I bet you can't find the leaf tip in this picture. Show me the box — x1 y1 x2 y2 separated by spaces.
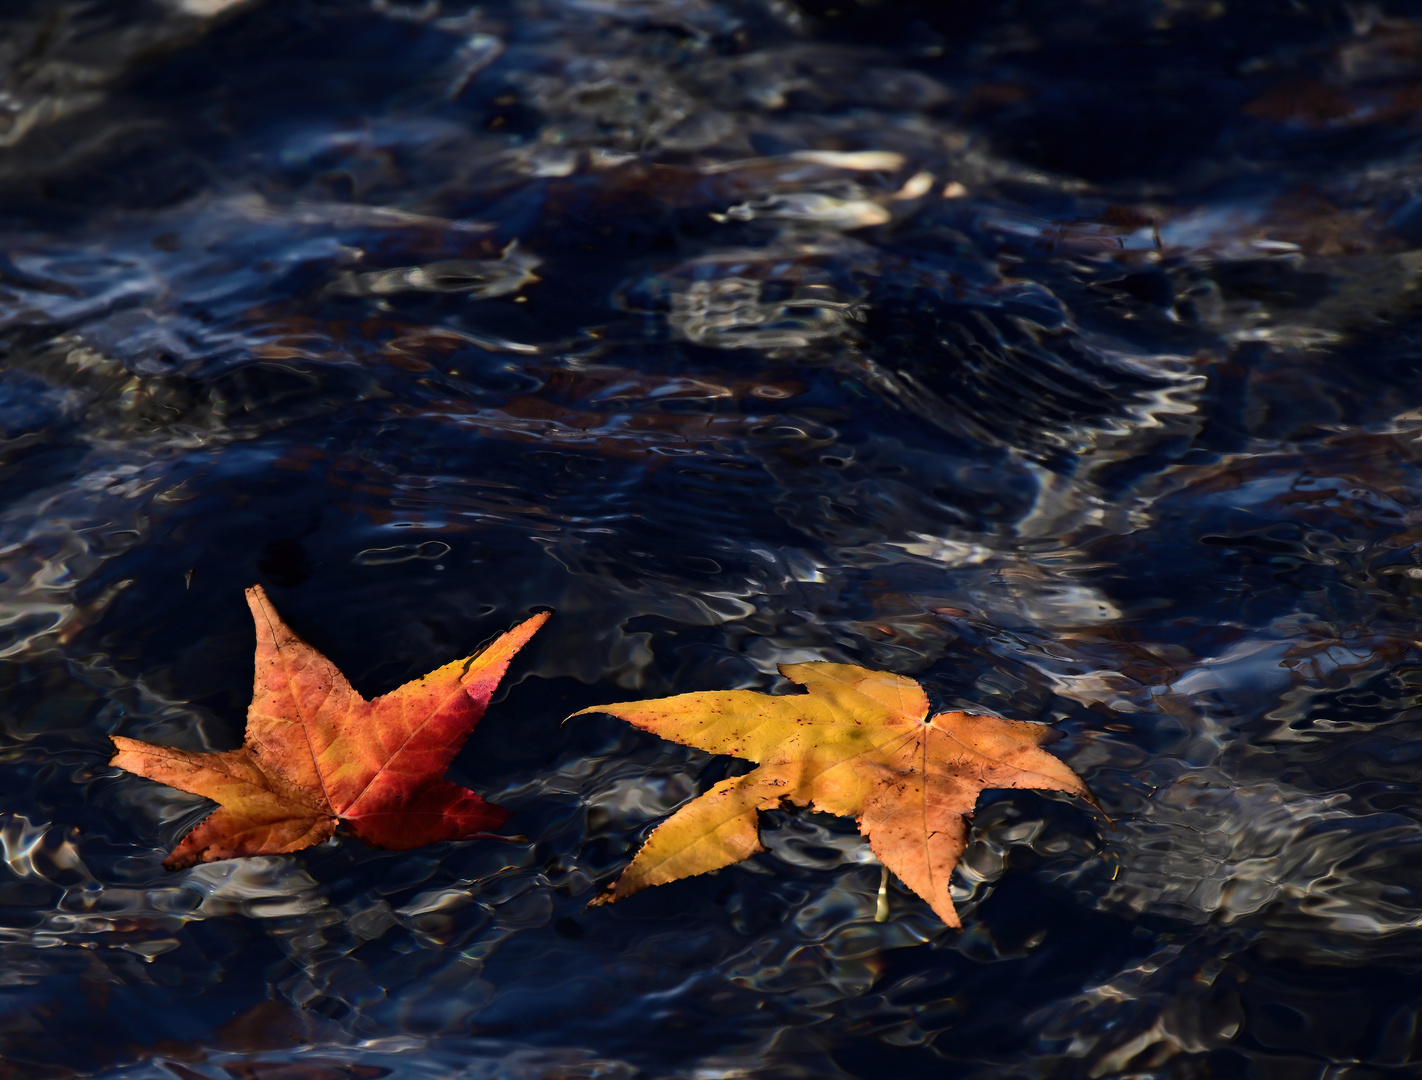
108 734 145 770
585 886 618 909
473 609 552 667
244 582 273 613
523 607 554 629
161 835 207 872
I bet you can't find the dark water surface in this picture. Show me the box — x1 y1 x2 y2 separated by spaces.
5 0 1422 1076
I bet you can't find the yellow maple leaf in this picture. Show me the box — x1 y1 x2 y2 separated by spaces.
573 661 1097 927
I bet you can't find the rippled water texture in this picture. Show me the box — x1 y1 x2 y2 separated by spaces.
6 0 1422 1076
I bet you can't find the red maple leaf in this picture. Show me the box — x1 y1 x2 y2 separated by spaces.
111 585 547 869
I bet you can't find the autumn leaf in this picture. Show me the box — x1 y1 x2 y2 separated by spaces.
111 585 548 869
572 662 1095 927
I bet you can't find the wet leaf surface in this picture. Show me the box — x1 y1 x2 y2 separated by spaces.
577 661 1095 925
110 586 546 868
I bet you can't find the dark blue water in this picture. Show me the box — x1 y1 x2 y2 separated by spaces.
5 0 1422 1076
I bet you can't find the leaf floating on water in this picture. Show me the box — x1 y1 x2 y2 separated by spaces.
110 585 547 869
573 661 1096 927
